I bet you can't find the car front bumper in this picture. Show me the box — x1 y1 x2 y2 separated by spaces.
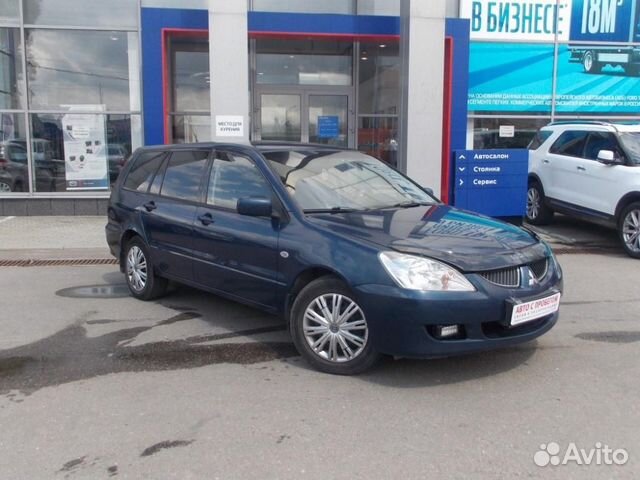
354 272 563 358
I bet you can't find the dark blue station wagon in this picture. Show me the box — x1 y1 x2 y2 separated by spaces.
106 143 563 374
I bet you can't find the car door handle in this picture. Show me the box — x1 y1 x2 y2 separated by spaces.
542 159 551 164
143 201 157 212
577 166 586 171
198 213 215 226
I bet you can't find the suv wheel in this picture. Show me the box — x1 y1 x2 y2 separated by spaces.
583 51 601 73
290 277 381 375
619 202 640 258
526 181 554 225
124 237 168 300
0 181 12 193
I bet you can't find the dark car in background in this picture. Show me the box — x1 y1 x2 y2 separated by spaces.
0 141 29 192
106 143 563 374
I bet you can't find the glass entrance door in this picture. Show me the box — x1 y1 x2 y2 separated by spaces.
256 90 352 147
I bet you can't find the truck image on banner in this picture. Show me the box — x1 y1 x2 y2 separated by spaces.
568 0 640 75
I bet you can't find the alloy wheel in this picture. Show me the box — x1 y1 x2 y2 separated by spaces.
302 293 368 363
126 245 148 292
0 182 12 193
527 187 541 220
584 52 593 71
622 208 640 253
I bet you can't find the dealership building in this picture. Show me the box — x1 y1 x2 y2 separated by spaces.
1 0 639 215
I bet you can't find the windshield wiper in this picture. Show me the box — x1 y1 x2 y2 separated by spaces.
379 201 433 209
303 207 368 214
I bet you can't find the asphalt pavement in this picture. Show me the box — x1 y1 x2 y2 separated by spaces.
0 214 637 479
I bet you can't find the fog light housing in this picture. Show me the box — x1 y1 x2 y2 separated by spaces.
429 324 465 340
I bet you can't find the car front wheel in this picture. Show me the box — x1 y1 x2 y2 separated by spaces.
619 202 640 258
526 181 554 225
290 277 381 375
124 237 168 300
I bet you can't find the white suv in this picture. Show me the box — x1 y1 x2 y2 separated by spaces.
527 121 640 258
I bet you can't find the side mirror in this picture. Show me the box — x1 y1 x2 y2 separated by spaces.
237 196 273 217
597 149 619 165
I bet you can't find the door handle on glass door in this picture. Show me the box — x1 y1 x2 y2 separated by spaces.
198 213 215 226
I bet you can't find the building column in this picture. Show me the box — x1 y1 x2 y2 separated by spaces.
399 0 446 195
209 0 250 143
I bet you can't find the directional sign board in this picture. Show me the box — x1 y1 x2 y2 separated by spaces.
454 149 528 217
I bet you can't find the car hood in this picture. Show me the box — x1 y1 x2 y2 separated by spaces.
306 205 547 271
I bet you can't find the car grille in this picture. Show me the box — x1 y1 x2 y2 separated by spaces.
529 258 548 280
478 258 549 288
479 266 521 288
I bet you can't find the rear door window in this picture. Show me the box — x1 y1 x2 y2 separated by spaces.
160 150 209 202
549 131 589 157
123 151 167 192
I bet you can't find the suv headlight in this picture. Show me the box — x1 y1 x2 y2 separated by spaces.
379 251 476 292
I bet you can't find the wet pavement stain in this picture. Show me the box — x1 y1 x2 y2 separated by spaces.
575 331 640 344
59 456 86 473
0 310 296 396
140 440 194 457
55 284 130 299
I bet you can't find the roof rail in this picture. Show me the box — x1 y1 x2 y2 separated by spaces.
547 120 611 126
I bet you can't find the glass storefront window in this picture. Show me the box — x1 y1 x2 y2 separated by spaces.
251 0 354 14
0 28 24 109
358 42 399 115
171 38 210 113
471 118 550 150
357 116 397 166
0 0 20 24
256 39 353 86
0 113 28 193
30 113 140 192
171 115 212 144
25 29 139 111
24 0 138 28
356 0 400 16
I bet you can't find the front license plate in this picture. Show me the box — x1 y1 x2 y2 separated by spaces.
510 292 561 326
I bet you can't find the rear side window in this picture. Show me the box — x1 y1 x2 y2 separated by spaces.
528 130 553 150
206 151 272 210
123 151 166 192
160 150 209 202
549 131 589 157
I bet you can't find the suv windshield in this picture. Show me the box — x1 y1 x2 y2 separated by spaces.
618 133 640 165
262 150 436 212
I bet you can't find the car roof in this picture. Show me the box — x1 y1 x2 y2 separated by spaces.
544 120 640 133
136 141 348 153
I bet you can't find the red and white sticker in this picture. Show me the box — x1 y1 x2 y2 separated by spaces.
511 292 561 326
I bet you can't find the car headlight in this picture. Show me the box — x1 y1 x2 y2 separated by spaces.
378 251 476 292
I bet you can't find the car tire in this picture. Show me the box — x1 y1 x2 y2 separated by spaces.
618 202 640 259
583 51 602 74
526 181 554 225
290 276 381 375
124 237 168 300
0 181 12 193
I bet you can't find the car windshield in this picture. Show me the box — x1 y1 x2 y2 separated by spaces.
262 149 436 212
618 132 640 165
